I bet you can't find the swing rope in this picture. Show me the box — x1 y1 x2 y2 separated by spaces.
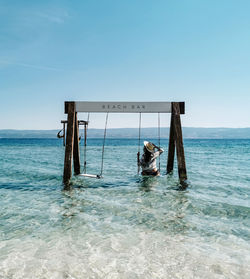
137 112 142 175
158 112 161 172
81 111 160 178
99 112 109 177
83 113 90 174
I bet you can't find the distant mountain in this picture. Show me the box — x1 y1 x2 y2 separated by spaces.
1 128 250 139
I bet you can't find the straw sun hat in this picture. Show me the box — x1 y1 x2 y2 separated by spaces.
144 141 155 153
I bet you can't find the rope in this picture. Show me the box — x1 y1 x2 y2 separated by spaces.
158 112 161 172
99 112 109 177
83 113 90 174
137 112 142 175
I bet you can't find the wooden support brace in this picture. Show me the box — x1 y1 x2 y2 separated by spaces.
167 112 175 174
84 123 87 173
172 102 187 182
63 102 75 188
73 112 81 175
63 122 66 146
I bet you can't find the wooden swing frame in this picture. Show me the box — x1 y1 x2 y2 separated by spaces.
62 101 187 189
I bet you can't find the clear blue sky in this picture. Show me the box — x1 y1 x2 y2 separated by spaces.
0 0 250 129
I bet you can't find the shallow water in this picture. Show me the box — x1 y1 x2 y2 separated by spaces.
0 138 250 278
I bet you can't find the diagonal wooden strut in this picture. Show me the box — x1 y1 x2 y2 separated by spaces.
167 102 187 183
167 112 175 174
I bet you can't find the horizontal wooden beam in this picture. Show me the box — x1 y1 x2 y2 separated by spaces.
65 101 185 114
61 120 88 125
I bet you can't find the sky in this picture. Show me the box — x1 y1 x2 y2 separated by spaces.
0 0 250 129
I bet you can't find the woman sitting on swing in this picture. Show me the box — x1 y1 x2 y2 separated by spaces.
139 141 164 176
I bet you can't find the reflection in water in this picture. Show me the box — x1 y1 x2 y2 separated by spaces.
167 192 190 235
60 189 87 231
60 176 191 238
138 176 158 192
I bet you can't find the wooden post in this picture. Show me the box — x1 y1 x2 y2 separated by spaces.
172 102 187 182
73 112 81 175
63 102 75 188
63 122 66 146
167 112 175 174
84 123 87 173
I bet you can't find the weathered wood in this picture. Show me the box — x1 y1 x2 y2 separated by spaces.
167 112 175 174
84 123 87 173
179 102 185 115
172 102 187 182
73 112 81 175
63 102 75 187
63 122 66 146
61 120 88 147
61 120 88 125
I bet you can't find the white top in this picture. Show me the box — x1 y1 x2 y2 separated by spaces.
140 149 163 171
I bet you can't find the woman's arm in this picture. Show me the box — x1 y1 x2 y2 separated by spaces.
152 144 164 154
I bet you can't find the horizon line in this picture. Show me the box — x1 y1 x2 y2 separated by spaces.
1 127 250 131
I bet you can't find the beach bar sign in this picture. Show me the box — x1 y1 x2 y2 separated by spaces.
74 101 172 113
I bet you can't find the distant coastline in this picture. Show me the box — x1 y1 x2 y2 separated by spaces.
1 128 250 139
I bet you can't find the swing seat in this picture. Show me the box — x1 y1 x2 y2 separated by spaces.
78 173 102 179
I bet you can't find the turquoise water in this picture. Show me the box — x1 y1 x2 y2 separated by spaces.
0 138 249 278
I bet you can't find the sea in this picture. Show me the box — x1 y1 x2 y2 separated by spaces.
0 138 249 279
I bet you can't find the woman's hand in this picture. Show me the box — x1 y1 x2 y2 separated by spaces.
152 143 164 153
152 143 160 150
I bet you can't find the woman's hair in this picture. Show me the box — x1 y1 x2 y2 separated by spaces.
143 146 153 162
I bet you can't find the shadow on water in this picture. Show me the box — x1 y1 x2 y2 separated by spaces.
0 179 60 192
67 174 146 190
64 173 191 192
137 174 190 192
60 174 192 236
137 176 158 192
68 180 130 190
